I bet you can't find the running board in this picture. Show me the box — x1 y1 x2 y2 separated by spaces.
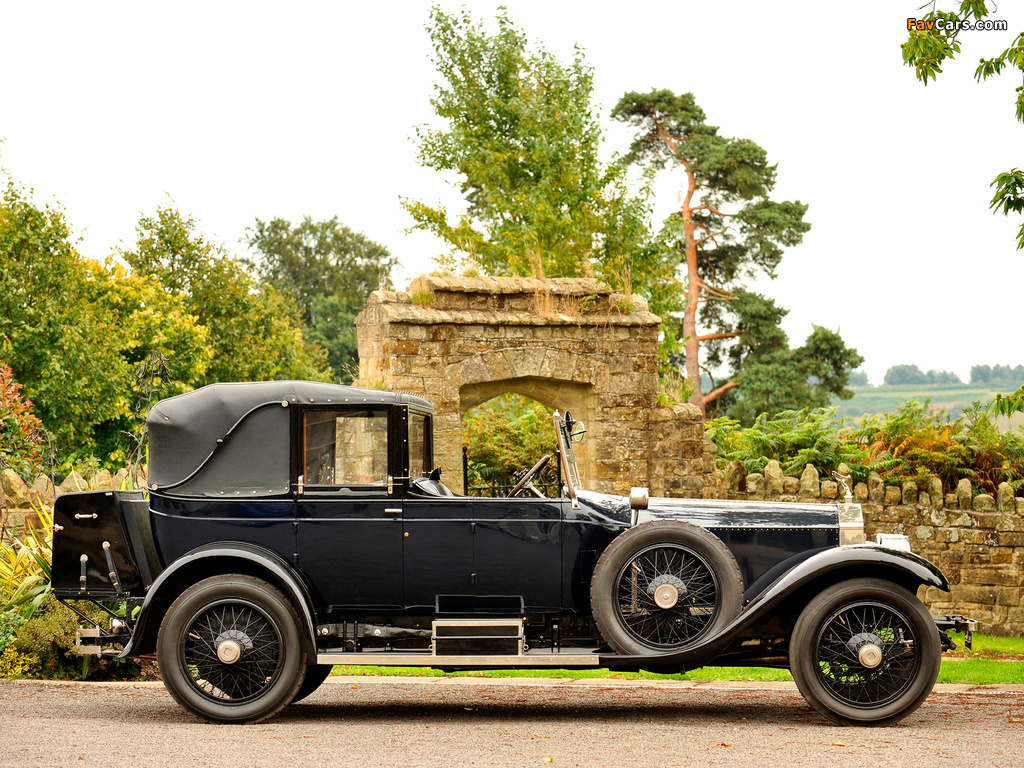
316 651 602 668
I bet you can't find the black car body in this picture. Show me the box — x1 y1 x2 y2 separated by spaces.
51 381 975 725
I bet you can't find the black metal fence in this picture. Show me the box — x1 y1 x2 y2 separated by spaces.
462 445 562 498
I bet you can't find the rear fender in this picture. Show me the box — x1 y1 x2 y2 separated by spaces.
118 543 317 658
602 544 949 671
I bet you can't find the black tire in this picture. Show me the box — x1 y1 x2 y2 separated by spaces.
290 664 334 705
156 575 307 724
590 520 744 655
790 578 941 726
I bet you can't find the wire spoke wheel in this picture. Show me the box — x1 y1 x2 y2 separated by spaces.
791 578 941 726
591 521 743 655
157 575 306 723
615 543 720 648
813 600 919 707
182 599 284 703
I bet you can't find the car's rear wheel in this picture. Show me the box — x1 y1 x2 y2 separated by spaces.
590 520 744 655
290 664 334 704
790 578 941 726
157 575 306 723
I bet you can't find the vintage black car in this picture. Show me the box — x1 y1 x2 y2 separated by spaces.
51 381 975 726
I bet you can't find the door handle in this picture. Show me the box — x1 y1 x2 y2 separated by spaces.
384 508 403 514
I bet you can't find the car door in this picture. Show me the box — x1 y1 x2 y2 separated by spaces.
472 497 563 611
294 406 404 610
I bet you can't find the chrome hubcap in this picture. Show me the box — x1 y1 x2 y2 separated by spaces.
653 584 679 609
217 639 243 664
858 643 883 668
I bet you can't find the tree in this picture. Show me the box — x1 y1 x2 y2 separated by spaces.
0 182 124 455
121 205 329 387
404 6 657 286
711 292 863 424
613 90 858 417
902 3 1024 247
243 217 397 381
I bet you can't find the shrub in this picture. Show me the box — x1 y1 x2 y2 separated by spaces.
5 593 144 680
0 364 45 481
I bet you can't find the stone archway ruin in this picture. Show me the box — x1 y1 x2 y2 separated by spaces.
356 275 714 497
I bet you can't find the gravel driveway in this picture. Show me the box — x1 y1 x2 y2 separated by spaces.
2 677 1021 767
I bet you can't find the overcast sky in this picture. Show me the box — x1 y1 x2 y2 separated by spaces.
2 1 1022 386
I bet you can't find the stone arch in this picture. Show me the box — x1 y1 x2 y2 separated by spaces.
355 275 712 496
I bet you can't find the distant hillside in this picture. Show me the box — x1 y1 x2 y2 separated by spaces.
835 383 1024 428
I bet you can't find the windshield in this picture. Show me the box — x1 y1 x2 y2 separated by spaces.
553 410 584 502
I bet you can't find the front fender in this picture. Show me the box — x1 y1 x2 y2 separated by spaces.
602 544 949 670
119 542 318 659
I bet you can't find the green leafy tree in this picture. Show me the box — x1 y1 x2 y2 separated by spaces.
79 259 211 461
0 183 123 455
121 205 329 386
902 2 1024 246
613 90 857 418
244 217 396 381
405 6 657 288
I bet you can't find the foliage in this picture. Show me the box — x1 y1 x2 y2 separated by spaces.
4 592 143 680
707 407 869 479
0 504 53 619
902 2 1024 247
971 363 1024 384
0 365 45 480
0 182 124 456
707 400 1024 494
244 217 397 382
884 364 962 386
461 394 557 490
405 6 658 294
613 90 859 417
121 204 330 386
989 384 1024 419
0 608 23 656
80 259 211 463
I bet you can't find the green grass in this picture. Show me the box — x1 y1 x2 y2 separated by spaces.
330 634 1023 686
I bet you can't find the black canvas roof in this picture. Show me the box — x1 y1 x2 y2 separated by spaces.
146 381 432 497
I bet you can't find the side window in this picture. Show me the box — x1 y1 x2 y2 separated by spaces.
409 413 431 477
303 409 389 487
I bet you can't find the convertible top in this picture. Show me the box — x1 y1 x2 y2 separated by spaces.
146 381 432 497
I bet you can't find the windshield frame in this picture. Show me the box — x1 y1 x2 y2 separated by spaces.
553 409 582 507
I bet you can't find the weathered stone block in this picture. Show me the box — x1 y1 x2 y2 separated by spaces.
783 476 800 495
724 460 746 491
919 492 931 507
884 486 902 505
929 477 944 509
997 482 1015 512
746 473 765 497
868 472 884 502
820 480 838 499
972 494 996 512
799 464 820 497
854 482 869 502
957 479 972 510
901 481 918 505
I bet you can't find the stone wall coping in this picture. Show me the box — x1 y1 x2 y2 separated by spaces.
367 294 661 327
409 275 612 296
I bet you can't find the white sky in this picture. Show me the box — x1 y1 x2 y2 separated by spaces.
2 0 1022 386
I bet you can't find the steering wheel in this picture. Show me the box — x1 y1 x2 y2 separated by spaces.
509 454 551 497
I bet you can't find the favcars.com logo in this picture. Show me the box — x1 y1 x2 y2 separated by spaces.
907 16 1008 32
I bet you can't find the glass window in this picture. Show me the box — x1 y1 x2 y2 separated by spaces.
409 413 431 477
303 410 388 486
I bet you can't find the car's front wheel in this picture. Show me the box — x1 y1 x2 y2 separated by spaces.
156 575 306 723
790 578 941 726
